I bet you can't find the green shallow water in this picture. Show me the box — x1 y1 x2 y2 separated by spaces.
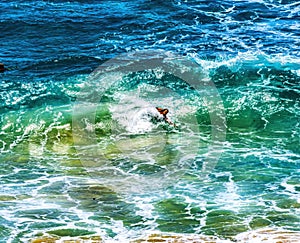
0 55 299 242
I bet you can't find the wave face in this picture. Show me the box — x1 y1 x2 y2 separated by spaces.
0 0 299 242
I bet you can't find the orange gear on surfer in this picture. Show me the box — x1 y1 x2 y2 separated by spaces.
156 107 176 127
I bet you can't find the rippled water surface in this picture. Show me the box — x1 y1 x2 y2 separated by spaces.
0 0 299 242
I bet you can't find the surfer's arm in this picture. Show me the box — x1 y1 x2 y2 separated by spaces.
164 117 177 127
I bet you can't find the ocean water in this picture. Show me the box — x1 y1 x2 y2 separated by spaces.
0 0 299 242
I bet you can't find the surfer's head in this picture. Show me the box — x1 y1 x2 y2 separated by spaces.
156 107 169 117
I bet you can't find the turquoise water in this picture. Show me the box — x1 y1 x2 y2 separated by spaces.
1 52 299 242
0 0 300 242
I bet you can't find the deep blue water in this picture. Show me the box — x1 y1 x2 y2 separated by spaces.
0 0 299 242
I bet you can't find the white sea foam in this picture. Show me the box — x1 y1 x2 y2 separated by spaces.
214 172 242 212
190 50 300 76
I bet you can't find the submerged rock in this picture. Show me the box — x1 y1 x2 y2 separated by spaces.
0 63 4 72
131 233 229 242
31 235 102 243
31 236 59 243
31 229 300 242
